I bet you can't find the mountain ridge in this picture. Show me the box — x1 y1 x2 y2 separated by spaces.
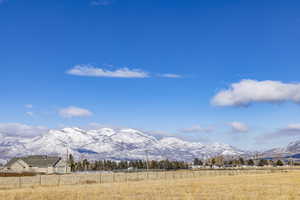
261 140 300 158
0 127 247 163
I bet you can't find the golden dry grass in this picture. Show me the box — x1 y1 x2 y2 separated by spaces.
1 171 300 200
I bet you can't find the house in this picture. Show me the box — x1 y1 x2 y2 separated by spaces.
3 155 71 174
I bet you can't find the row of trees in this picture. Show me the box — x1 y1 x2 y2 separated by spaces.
68 154 189 172
193 156 287 167
68 154 293 172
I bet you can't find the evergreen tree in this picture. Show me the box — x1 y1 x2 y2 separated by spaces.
276 160 284 166
247 159 255 166
198 160 203 166
239 157 245 166
257 159 268 166
68 154 76 172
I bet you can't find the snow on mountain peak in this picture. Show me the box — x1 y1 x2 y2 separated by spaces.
0 127 246 162
158 137 201 147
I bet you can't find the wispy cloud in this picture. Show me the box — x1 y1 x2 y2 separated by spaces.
67 64 183 79
67 65 149 78
179 125 214 134
0 123 48 137
59 106 93 118
159 74 182 78
90 0 114 6
259 124 300 140
229 122 249 133
211 79 300 107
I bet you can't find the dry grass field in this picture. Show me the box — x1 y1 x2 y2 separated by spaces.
1 171 300 200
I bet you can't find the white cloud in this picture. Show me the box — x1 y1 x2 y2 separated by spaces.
159 74 182 78
25 104 33 109
59 106 93 118
229 122 249 133
179 125 214 133
67 65 183 79
67 65 149 78
211 79 300 107
0 123 48 137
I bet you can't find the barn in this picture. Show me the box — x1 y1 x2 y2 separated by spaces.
3 155 70 174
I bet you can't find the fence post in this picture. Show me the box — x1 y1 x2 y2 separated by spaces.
39 175 42 186
99 173 102 184
113 173 115 183
57 175 61 186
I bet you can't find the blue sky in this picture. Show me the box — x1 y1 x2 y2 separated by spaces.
1 0 300 150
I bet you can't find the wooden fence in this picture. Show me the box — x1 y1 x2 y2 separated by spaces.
0 169 288 189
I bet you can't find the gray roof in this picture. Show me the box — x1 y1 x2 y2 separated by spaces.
5 155 62 168
5 158 20 168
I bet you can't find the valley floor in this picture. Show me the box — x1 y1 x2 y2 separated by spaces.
1 171 300 200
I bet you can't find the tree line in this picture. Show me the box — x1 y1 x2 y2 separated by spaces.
68 154 294 172
68 154 189 172
193 156 289 167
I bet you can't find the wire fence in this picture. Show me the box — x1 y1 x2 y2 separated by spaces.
0 169 290 189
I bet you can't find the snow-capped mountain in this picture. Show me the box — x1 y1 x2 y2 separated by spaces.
0 127 247 162
262 140 300 158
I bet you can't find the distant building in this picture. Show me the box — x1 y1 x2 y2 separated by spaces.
189 165 203 170
3 155 70 174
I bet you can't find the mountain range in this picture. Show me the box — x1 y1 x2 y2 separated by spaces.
0 127 247 163
1 127 299 164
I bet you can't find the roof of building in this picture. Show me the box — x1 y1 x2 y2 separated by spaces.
5 155 62 168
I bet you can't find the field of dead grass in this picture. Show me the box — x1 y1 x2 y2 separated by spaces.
1 170 300 200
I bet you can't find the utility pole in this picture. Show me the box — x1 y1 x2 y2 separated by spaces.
145 150 149 171
145 150 149 180
65 146 69 173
